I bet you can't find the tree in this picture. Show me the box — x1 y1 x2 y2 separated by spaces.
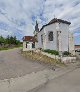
0 36 5 45
0 35 21 47
13 36 17 44
6 35 10 44
9 36 14 44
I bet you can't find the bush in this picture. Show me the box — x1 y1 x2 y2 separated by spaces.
63 51 70 56
43 49 59 55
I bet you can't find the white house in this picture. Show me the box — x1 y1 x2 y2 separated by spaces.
34 18 75 55
23 36 35 51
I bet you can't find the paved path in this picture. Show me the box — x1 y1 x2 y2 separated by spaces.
35 67 80 92
0 48 46 80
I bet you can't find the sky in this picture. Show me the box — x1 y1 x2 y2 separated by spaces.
0 0 80 44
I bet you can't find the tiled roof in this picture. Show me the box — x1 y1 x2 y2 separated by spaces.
75 45 80 48
40 18 71 31
23 36 36 42
49 18 71 25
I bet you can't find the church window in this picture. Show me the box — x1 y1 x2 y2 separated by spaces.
48 31 53 41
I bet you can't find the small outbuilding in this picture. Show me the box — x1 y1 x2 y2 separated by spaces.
23 36 35 51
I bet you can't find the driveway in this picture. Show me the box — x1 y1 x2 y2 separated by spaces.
0 48 46 80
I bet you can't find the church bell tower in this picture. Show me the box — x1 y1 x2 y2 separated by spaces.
34 21 39 35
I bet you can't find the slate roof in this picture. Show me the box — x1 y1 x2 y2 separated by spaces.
40 18 71 31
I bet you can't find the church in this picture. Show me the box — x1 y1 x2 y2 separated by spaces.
23 18 75 55
34 18 75 55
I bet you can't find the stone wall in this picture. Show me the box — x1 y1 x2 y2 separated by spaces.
41 51 76 63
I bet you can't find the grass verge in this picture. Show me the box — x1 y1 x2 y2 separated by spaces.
21 50 65 67
0 46 22 51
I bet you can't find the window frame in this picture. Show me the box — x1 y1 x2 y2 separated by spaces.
48 31 54 41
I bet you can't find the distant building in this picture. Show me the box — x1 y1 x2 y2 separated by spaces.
75 45 80 51
34 18 75 55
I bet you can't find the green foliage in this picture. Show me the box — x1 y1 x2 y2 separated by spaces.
0 48 9 51
15 40 21 45
63 51 70 56
0 35 20 46
43 49 59 55
0 36 5 44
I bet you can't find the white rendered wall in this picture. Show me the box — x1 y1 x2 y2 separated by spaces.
69 32 75 55
36 24 57 50
36 30 44 49
23 41 27 51
59 23 69 51
36 22 72 52
23 41 33 51
44 23 57 50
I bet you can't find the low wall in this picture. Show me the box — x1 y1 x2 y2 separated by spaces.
61 57 76 63
41 52 76 63
41 52 59 59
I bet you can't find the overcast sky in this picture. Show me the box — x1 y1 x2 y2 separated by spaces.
0 0 80 44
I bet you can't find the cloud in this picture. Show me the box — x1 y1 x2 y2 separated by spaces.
74 33 80 37
0 0 80 44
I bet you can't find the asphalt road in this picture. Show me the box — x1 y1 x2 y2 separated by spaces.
0 48 80 92
0 48 46 80
36 67 80 92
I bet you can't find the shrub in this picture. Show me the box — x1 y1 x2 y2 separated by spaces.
63 51 70 56
43 49 59 55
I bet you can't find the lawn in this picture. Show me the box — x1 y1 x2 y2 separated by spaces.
0 46 22 51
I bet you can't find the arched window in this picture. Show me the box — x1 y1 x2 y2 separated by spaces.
48 31 53 41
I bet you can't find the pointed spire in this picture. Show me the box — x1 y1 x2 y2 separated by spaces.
36 20 38 25
35 20 39 32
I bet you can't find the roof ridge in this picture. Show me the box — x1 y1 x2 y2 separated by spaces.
40 18 71 31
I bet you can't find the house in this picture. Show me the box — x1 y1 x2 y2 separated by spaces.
34 18 75 55
75 45 80 52
23 36 35 51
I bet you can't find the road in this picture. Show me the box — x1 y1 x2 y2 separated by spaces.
0 48 46 80
0 48 80 92
35 67 80 92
